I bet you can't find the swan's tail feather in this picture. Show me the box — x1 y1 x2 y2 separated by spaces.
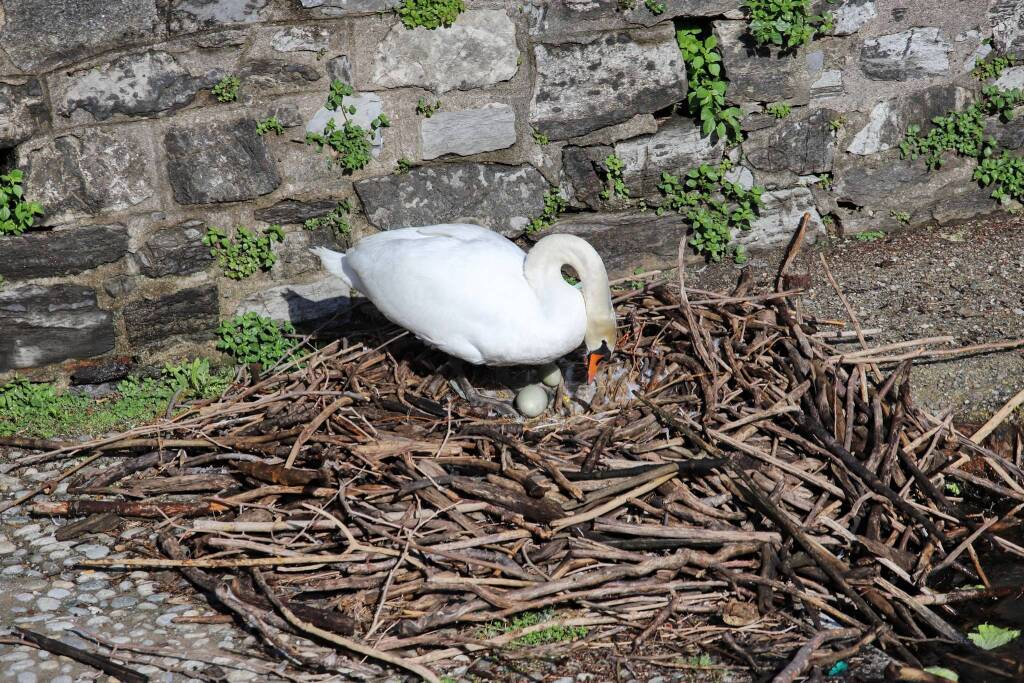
310 247 363 291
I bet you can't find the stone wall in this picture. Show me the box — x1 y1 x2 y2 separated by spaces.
0 0 1018 376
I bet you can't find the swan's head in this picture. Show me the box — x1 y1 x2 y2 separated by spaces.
585 309 616 383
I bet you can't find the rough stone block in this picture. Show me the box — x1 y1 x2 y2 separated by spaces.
55 51 221 122
991 0 1024 57
240 59 322 91
860 28 951 81
562 144 613 209
355 163 549 237
271 26 330 53
21 128 157 224
525 0 738 39
165 119 281 204
832 0 877 36
299 0 399 14
255 199 343 225
713 21 808 105
235 277 351 324
530 26 686 140
371 10 519 94
736 187 824 250
535 211 692 277
615 116 725 199
420 104 517 160
0 0 163 70
170 0 271 33
847 84 971 156
123 286 220 347
0 79 48 148
0 225 128 281
0 285 114 371
135 221 213 278
743 108 839 176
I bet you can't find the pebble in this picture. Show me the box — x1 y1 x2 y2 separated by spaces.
2 564 24 576
35 597 60 611
47 587 71 599
15 670 36 682
76 544 110 560
0 539 16 553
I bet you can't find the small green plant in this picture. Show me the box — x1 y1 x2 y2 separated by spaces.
416 97 441 117
527 189 567 234
203 224 285 280
967 624 1020 650
890 210 910 224
599 153 630 201
973 53 1015 81
0 363 232 438
477 610 588 648
394 158 414 175
255 116 285 136
900 84 1024 205
216 313 299 369
398 0 465 30
629 267 646 290
945 480 963 496
212 75 240 103
817 173 832 190
765 102 791 119
676 27 742 141
304 200 353 237
855 230 886 242
0 169 44 236
532 129 550 146
744 0 833 50
657 160 764 262
829 116 846 132
306 80 390 174
644 0 666 13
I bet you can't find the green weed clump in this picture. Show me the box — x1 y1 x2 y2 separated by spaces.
398 0 464 30
0 360 231 438
203 224 285 280
306 80 390 174
527 189 567 234
255 116 285 136
899 84 1024 204
477 610 588 648
657 160 764 263
216 313 299 369
973 54 1015 81
676 27 742 141
212 75 240 102
304 200 353 237
599 154 630 201
0 169 44 236
744 0 833 50
765 102 791 119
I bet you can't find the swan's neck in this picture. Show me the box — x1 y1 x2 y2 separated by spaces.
524 234 613 323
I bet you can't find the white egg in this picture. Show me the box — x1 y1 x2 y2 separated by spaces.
539 363 562 388
515 384 549 417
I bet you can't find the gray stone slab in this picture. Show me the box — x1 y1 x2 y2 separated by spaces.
530 25 687 140
135 221 214 278
123 287 220 347
0 225 128 281
0 285 114 371
355 162 549 237
860 28 952 81
165 119 281 205
371 10 519 94
420 104 517 160
0 79 48 148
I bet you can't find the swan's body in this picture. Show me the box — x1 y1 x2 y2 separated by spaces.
311 224 615 368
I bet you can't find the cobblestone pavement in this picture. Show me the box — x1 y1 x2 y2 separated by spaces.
0 453 288 683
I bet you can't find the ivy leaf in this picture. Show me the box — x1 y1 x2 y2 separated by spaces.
923 668 958 681
967 624 1020 650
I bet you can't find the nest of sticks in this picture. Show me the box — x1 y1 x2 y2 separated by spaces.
13 229 1024 682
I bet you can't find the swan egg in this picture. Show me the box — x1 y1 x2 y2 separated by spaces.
539 363 562 387
515 384 548 417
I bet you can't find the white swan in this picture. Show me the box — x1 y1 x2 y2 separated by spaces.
311 223 616 386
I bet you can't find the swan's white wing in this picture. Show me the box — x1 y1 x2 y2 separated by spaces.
345 225 584 365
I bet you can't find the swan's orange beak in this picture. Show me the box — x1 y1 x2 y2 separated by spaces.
587 352 602 383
